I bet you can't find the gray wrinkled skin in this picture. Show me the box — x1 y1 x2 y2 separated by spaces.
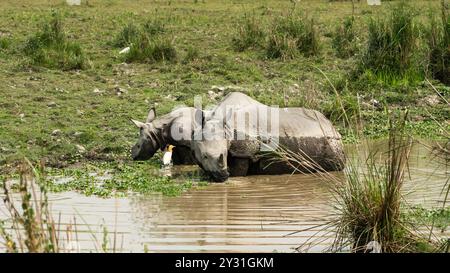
131 92 258 167
190 92 262 181
191 93 346 182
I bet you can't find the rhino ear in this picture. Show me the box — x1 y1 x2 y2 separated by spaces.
146 108 156 123
131 119 145 128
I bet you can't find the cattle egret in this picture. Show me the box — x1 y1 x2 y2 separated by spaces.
162 145 175 166
119 47 130 54
66 0 81 6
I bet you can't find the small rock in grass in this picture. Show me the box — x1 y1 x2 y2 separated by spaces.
51 129 62 136
47 101 57 108
75 144 86 153
420 95 440 106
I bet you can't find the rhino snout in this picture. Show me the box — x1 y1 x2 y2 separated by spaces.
210 170 229 182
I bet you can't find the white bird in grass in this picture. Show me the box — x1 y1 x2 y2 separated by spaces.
162 145 175 166
119 46 130 54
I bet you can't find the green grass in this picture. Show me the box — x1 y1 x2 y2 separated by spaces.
405 206 450 232
332 16 357 58
22 12 88 70
266 13 319 59
0 0 448 185
426 0 450 85
359 1 422 84
231 15 266 52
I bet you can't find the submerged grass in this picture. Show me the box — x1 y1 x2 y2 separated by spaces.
34 162 197 198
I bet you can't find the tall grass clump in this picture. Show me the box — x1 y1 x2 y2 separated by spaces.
112 23 140 48
125 35 176 63
360 2 420 83
113 19 166 48
329 113 447 252
269 112 447 252
0 37 11 50
332 118 412 252
266 14 319 60
23 12 88 70
332 16 358 58
426 1 450 85
113 19 175 63
231 16 266 52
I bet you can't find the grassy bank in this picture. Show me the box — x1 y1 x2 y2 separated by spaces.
0 1 449 188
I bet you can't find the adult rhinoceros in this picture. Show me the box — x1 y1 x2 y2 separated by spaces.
131 92 260 164
191 95 345 182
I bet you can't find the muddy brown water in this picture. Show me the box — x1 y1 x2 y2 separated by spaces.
0 140 448 252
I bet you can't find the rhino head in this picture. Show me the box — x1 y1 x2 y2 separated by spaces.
191 110 231 182
131 108 161 160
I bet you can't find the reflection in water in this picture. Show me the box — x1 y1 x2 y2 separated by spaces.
0 140 448 252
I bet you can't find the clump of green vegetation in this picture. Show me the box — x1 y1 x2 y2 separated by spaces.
266 14 319 59
0 37 10 50
406 206 450 233
43 162 194 197
125 35 177 63
231 16 266 52
360 1 420 83
23 12 88 70
332 16 357 58
113 18 175 63
426 1 450 85
112 23 140 47
330 114 444 252
183 45 200 63
142 18 166 36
